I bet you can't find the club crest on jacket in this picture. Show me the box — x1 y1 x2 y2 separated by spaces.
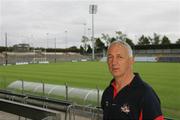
121 104 130 114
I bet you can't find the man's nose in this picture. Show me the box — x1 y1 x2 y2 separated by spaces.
112 57 118 65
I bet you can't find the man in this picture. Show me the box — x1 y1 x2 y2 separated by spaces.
101 40 164 120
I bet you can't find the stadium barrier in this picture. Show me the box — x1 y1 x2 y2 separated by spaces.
157 57 180 62
16 62 29 65
8 80 103 106
81 59 88 62
39 61 50 64
134 56 157 62
100 56 180 62
0 98 62 120
100 56 158 62
0 89 102 120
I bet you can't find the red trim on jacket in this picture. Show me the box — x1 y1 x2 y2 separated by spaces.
138 110 164 120
111 81 118 98
139 110 143 120
154 115 164 120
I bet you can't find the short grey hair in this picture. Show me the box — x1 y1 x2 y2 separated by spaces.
108 40 133 57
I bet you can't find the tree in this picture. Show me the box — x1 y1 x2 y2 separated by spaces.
176 39 180 44
0 46 6 52
150 33 161 45
125 38 134 46
115 31 127 41
80 45 85 54
68 46 79 52
101 33 111 47
81 35 89 52
110 37 116 43
95 38 105 52
161 36 171 44
87 45 92 54
137 35 150 45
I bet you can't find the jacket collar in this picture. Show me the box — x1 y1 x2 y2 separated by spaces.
109 73 142 88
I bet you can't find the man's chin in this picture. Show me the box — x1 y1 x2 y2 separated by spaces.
112 73 122 78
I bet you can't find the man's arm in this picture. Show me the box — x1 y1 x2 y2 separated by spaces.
141 88 164 120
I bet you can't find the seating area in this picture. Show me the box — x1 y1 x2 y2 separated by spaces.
0 52 90 65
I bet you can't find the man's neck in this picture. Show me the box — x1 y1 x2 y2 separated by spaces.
114 72 134 91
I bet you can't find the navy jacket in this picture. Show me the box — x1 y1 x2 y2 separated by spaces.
101 73 163 120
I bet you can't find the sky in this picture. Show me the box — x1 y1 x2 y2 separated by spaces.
0 0 180 48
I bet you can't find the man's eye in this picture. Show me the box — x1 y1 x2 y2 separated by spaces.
117 56 123 59
108 56 113 59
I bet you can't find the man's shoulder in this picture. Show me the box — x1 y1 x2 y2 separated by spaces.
137 79 161 104
133 73 153 89
139 79 157 96
133 73 159 99
103 85 113 95
101 85 114 101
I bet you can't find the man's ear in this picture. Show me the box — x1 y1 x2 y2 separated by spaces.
130 57 135 64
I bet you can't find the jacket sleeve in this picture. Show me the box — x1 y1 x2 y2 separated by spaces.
142 88 164 120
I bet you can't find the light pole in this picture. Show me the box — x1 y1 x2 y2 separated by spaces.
89 4 97 60
87 28 91 40
45 33 49 61
83 23 88 52
5 32 8 66
30 34 35 62
65 30 68 53
83 23 87 36
87 28 91 34
54 38 56 63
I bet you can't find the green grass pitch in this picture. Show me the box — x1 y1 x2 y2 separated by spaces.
0 62 180 119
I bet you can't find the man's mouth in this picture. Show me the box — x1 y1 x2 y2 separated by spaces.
112 68 119 71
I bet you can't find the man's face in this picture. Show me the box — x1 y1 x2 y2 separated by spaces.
107 44 133 79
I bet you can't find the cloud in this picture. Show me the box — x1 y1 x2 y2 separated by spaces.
0 0 180 47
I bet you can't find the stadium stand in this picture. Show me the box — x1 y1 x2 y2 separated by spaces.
0 52 90 65
99 44 180 62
